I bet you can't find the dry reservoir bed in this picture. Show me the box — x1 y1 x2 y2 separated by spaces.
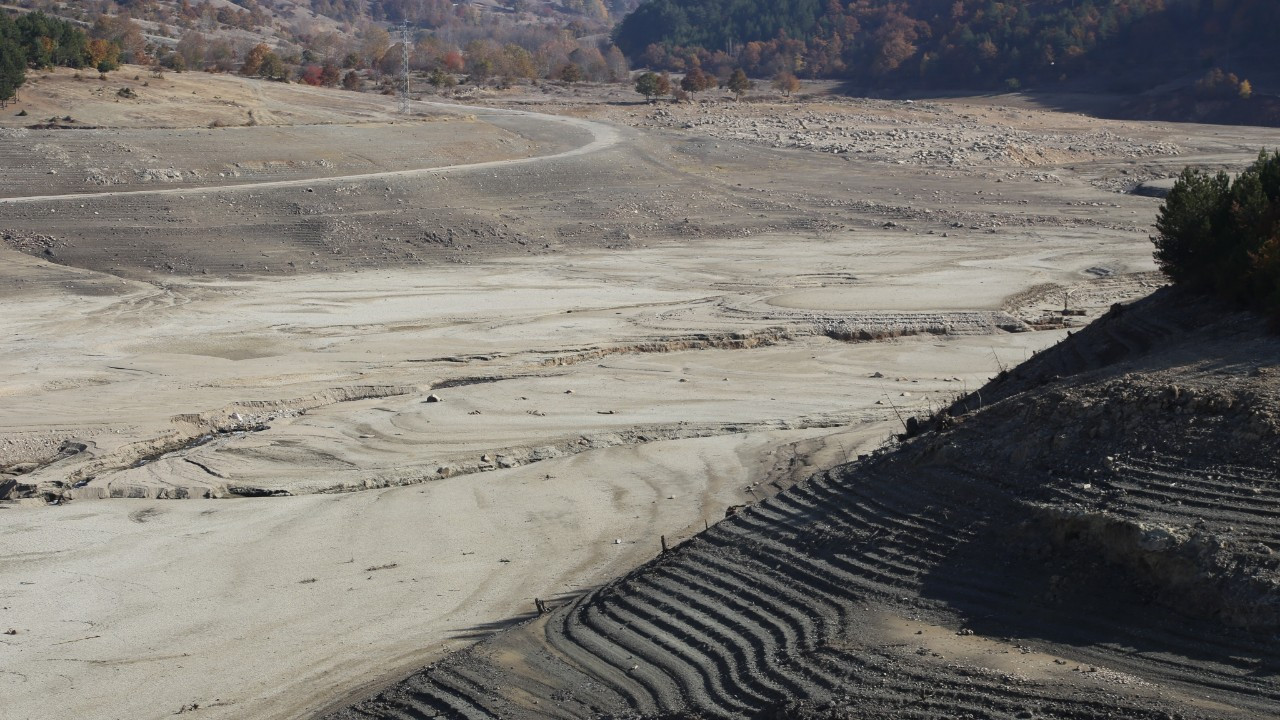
1 76 1276 720
0 242 1125 720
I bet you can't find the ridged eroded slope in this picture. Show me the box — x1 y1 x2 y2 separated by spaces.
326 288 1280 720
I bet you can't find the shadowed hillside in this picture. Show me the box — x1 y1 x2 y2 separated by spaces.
326 287 1280 719
617 0 1279 123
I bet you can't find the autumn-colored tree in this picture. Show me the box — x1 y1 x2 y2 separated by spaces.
869 11 925 76
208 39 235 72
87 38 120 70
726 67 750 99
772 70 799 96
241 43 271 76
656 70 672 97
299 64 324 85
90 13 147 65
569 46 608 82
533 33 576 77
305 32 343 66
176 31 207 71
681 66 712 94
1239 79 1253 101
464 39 502 82
441 50 465 73
378 44 405 78
320 64 341 87
341 69 362 90
502 44 537 80
559 62 583 84
360 25 391 70
604 45 629 82
640 43 670 71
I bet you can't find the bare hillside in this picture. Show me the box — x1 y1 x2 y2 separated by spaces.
328 288 1280 719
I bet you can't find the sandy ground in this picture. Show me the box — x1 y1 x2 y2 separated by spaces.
2 428 868 720
2 71 1276 719
347 290 1280 720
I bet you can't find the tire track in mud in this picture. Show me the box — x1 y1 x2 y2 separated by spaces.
326 289 1280 720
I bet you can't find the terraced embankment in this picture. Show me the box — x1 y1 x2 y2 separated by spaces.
326 288 1280 720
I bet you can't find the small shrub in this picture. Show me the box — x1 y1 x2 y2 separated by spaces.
425 69 455 90
117 87 136 99
1195 68 1251 101
16 109 27 116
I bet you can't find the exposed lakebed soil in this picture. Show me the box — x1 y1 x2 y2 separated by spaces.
3 72 1277 720
330 289 1280 720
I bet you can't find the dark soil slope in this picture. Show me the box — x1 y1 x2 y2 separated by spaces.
326 288 1280 720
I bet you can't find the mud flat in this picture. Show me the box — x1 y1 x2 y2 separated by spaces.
1 73 1275 720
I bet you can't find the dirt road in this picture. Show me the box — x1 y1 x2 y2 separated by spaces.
0 100 620 205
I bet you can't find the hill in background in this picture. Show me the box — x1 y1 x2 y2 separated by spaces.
616 0 1280 124
2 0 636 96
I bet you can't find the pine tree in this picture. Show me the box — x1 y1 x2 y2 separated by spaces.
634 70 661 101
0 14 25 107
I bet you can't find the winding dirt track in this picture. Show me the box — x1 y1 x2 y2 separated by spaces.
0 101 620 205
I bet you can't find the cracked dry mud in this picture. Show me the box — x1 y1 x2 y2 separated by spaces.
1 70 1277 720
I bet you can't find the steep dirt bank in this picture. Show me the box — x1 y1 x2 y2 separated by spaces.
327 288 1280 719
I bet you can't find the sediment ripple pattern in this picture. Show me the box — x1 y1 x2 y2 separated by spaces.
328 289 1280 720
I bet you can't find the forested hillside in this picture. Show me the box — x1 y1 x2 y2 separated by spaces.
2 0 635 95
615 0 1279 93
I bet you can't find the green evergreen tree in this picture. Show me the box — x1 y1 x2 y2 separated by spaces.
0 14 26 106
634 70 661 101
1154 150 1280 320
1153 168 1231 288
